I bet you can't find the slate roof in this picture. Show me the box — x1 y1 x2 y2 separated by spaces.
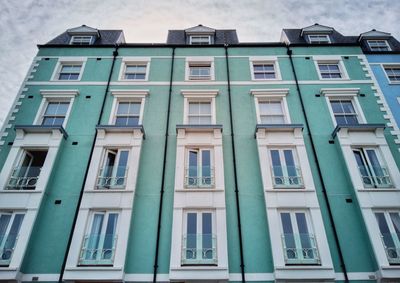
282 28 358 44
358 30 400 52
167 28 239 44
46 29 124 45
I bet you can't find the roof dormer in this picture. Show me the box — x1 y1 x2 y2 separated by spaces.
185 24 216 45
301 23 334 44
67 25 100 45
359 29 393 51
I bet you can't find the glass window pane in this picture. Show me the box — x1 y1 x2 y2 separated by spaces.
189 102 199 115
187 213 197 234
199 102 211 114
0 215 11 236
126 117 139 126
375 212 395 248
117 102 130 115
115 117 127 126
45 103 59 115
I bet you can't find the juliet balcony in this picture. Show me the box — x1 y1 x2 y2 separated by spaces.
357 166 392 188
79 234 117 266
281 233 320 265
184 166 214 188
381 233 400 265
96 166 128 190
0 233 19 266
181 233 217 265
271 166 303 188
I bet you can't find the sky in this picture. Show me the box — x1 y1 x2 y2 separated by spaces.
0 0 399 126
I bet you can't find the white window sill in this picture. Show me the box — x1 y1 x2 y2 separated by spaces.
176 189 224 192
65 266 123 271
0 190 43 194
319 78 350 81
265 188 315 192
357 188 397 192
50 79 82 82
85 189 134 193
118 79 148 82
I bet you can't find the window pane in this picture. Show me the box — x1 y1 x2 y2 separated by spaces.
0 215 11 236
115 117 127 126
268 101 283 115
189 102 199 115
117 103 130 115
199 102 211 114
45 103 59 115
129 102 141 115
3 214 24 259
375 213 395 248
198 116 212 124
271 150 283 177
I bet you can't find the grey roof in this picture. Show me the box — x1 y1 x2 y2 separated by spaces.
358 30 400 52
282 28 358 44
46 27 124 45
167 26 239 44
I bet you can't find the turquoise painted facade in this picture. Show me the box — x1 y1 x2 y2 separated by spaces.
0 24 399 283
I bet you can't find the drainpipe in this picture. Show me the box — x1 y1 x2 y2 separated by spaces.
224 44 246 283
286 46 349 282
58 45 119 282
153 46 175 283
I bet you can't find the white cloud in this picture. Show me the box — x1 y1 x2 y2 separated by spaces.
0 0 398 125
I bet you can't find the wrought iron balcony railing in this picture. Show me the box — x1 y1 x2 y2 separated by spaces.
271 166 303 188
6 166 42 190
184 166 214 188
0 233 19 266
96 166 128 189
380 233 400 264
281 233 320 264
79 234 117 265
181 233 217 265
358 166 392 188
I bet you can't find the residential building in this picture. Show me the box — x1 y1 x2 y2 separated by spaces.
0 23 398 283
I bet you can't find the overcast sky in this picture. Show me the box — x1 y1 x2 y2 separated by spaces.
0 0 399 126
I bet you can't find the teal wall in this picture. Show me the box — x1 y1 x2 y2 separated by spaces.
1 43 398 282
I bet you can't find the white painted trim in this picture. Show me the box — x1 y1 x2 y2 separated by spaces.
320 88 360 96
249 56 282 81
181 89 219 97
250 88 289 96
108 91 148 125
324 95 366 127
185 57 215 81
308 34 331 43
118 57 151 82
313 57 350 80
33 90 78 128
382 64 400 85
24 79 375 86
50 57 87 82
110 89 149 97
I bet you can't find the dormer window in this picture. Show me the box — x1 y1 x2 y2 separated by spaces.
308 34 330 44
189 35 211 45
70 36 93 45
367 40 391 51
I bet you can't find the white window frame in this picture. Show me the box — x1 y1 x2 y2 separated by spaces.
249 57 281 81
251 89 290 124
383 64 400 84
108 90 149 126
34 90 78 128
321 88 366 127
70 35 94 45
352 147 392 188
185 147 214 188
367 40 391 51
189 35 211 45
182 210 216 265
0 212 25 265
118 57 150 81
374 210 400 264
314 57 349 80
308 34 331 44
79 210 119 265
51 57 87 81
268 147 303 188
278 210 319 265
185 57 215 81
96 148 130 190
182 90 218 124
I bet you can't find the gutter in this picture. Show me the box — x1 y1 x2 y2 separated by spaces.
153 46 175 283
58 45 119 282
286 46 349 282
224 44 246 283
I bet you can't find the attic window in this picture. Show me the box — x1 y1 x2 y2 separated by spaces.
367 40 391 51
70 36 93 45
308 35 330 44
189 35 211 45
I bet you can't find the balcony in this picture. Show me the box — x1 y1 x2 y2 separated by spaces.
281 233 320 265
271 166 303 188
6 166 42 190
96 166 128 190
381 233 400 264
358 166 392 188
184 167 214 188
79 234 117 266
181 234 217 265
0 234 18 266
